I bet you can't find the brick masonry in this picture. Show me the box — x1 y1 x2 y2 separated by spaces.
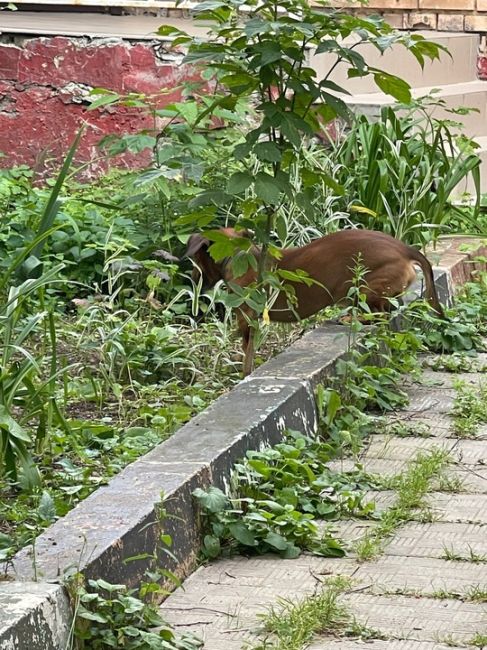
0 35 194 177
330 0 487 35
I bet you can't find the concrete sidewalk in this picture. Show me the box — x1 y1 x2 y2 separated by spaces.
160 355 487 649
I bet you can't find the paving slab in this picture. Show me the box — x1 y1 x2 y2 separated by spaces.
161 555 359 649
384 522 487 559
363 437 457 462
354 555 487 595
449 466 487 493
419 370 487 388
379 413 455 437
453 440 487 465
342 593 486 644
401 390 456 415
427 493 487 524
308 641 460 650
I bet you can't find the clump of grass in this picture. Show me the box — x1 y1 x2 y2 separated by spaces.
250 576 352 650
470 633 487 647
466 585 487 603
423 353 482 373
441 545 487 564
452 379 487 437
354 448 451 560
376 418 430 438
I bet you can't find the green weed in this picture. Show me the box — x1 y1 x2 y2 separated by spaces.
452 378 487 437
249 576 352 650
194 430 374 560
354 449 451 560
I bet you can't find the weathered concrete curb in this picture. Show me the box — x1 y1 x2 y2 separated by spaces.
1 236 485 650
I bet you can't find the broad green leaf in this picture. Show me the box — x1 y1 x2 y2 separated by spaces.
189 190 231 209
226 171 253 194
91 578 126 593
78 609 109 624
231 252 250 278
203 534 221 558
0 533 12 549
281 544 301 559
373 71 411 103
253 141 282 163
38 491 56 523
157 25 190 38
0 406 30 442
193 486 228 513
228 522 257 547
264 531 288 551
255 172 280 204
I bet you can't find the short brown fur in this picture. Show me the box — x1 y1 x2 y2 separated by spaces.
186 228 443 376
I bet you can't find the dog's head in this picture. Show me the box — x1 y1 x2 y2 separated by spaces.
185 233 223 290
185 228 252 290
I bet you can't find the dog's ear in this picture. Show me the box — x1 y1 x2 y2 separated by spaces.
185 233 210 258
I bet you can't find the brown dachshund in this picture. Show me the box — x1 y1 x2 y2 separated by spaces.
186 227 443 376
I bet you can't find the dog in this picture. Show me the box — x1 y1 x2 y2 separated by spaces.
186 227 443 376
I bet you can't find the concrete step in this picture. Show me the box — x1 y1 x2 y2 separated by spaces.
345 80 487 138
311 32 480 95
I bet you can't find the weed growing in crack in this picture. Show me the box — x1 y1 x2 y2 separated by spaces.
436 473 465 493
469 633 487 648
441 545 487 564
375 418 431 438
388 585 486 604
423 353 484 373
354 449 451 560
466 585 487 603
248 576 352 650
452 379 487 437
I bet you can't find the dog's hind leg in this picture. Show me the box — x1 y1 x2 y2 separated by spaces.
237 307 257 377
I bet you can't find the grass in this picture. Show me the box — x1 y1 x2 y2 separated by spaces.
470 633 487 648
375 418 431 438
354 448 451 561
249 576 352 650
384 586 487 604
441 546 487 564
452 379 487 437
423 353 485 373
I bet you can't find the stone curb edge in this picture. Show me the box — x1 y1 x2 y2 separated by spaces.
1 236 485 650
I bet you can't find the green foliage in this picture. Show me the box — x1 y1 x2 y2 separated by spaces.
332 102 480 247
141 0 445 370
194 430 374 560
452 379 487 437
423 352 482 373
355 448 451 560
73 577 202 649
251 576 352 650
411 273 487 354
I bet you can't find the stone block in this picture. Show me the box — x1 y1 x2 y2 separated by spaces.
0 583 71 650
437 13 466 30
404 12 438 28
466 14 487 30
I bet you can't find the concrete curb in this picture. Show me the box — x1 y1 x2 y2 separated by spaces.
1 236 485 649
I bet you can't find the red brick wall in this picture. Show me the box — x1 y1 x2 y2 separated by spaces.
324 0 487 31
0 36 191 175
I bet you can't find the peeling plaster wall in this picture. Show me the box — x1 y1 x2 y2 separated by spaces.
0 36 190 176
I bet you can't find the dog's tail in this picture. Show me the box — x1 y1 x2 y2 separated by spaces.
407 246 444 318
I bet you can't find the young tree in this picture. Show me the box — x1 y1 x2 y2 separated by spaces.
160 0 445 373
